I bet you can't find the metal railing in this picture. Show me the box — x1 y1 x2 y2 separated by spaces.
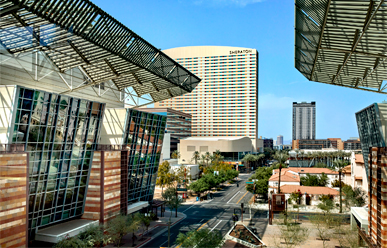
95 144 130 151
358 226 377 248
0 144 25 153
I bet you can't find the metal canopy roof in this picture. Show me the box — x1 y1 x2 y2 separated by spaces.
0 0 201 102
295 0 387 94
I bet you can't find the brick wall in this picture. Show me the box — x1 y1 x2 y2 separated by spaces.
82 151 123 224
0 153 28 248
369 147 387 247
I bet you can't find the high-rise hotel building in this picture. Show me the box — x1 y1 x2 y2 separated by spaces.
155 46 259 148
292 102 316 140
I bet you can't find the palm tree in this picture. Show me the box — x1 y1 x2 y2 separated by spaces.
242 154 258 170
171 150 180 159
192 151 200 164
257 154 265 166
273 151 289 193
333 159 347 213
327 152 334 167
204 152 211 167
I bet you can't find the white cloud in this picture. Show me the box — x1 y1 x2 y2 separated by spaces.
192 0 265 7
259 93 295 110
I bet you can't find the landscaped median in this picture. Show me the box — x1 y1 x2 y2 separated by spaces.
224 221 266 248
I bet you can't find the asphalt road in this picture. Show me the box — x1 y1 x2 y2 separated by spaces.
140 174 351 248
141 173 256 248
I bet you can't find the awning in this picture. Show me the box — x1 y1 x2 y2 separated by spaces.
0 0 201 103
127 201 149 215
35 219 99 243
295 0 387 95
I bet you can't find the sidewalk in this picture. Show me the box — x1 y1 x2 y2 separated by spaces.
105 210 186 248
250 202 351 214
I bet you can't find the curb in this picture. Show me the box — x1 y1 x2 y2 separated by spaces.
134 237 151 248
136 213 187 248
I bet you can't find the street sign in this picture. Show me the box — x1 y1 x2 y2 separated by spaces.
177 188 187 191
246 182 254 184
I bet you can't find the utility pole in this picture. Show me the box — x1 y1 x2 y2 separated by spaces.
241 203 244 222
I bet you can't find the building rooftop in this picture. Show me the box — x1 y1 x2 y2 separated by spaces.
182 136 250 141
269 170 300 182
343 165 351 174
280 185 339 196
355 154 364 164
274 167 338 175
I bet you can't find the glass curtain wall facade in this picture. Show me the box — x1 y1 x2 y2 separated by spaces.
123 109 166 204
10 86 105 233
356 103 387 176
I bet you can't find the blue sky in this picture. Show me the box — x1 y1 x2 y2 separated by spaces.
93 0 386 143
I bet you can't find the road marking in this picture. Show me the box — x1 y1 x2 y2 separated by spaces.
227 192 239 203
210 220 222 232
183 204 196 213
176 219 211 248
236 191 249 204
197 219 211 231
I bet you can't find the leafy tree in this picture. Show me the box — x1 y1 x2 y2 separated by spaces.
264 147 275 160
334 223 360 248
290 190 303 222
54 235 87 248
202 173 218 190
107 213 141 247
189 179 209 198
162 187 183 218
332 159 347 213
342 185 366 207
174 165 190 187
300 173 328 187
317 195 334 214
157 161 173 195
275 214 309 248
331 179 347 188
140 213 153 238
309 213 331 248
171 150 180 159
212 161 233 172
246 167 272 198
192 151 200 164
175 228 223 248
77 224 110 247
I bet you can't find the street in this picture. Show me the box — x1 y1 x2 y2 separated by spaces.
141 173 258 248
140 174 351 248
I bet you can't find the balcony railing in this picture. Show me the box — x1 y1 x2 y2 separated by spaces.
0 144 25 153
95 144 130 151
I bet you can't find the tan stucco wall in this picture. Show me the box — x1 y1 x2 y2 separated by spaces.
179 137 253 164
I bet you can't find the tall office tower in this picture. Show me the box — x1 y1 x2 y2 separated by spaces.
277 135 283 146
292 102 316 140
155 46 259 148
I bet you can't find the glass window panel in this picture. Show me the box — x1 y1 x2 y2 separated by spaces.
57 190 65 206
44 192 54 210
